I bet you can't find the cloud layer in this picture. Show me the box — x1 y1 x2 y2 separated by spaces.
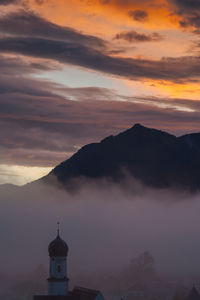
0 0 18 5
0 10 199 83
0 60 200 169
114 31 163 42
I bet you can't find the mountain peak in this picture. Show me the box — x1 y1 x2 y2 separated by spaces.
132 123 145 129
122 123 161 135
126 123 148 134
116 123 175 144
129 123 168 135
101 124 147 143
127 123 148 133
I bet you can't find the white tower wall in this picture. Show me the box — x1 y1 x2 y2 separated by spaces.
49 256 67 278
48 256 68 296
48 280 68 296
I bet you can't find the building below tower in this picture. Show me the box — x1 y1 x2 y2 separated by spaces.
33 226 105 300
34 286 104 300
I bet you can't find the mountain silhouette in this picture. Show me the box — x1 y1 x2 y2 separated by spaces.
42 124 200 191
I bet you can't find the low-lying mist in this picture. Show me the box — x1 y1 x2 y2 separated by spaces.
1 176 200 299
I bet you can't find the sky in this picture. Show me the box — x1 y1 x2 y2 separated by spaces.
1 0 200 184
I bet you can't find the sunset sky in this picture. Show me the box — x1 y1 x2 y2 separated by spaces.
1 0 200 185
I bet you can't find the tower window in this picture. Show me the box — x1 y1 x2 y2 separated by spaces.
57 265 61 273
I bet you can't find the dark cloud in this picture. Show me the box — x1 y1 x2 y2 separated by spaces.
177 12 200 30
181 15 200 29
34 0 44 4
114 31 163 42
100 0 150 6
1 36 200 82
168 0 200 31
100 0 200 12
0 71 200 167
0 0 18 5
0 10 106 50
171 0 200 10
0 10 200 82
0 74 120 166
0 54 60 76
128 10 148 22
99 0 110 4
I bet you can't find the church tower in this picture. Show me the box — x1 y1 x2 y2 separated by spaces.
48 223 69 296
33 225 104 300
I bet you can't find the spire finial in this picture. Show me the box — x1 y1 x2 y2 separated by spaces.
57 222 60 236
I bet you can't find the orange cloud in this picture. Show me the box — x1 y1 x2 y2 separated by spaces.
152 81 200 100
28 0 181 38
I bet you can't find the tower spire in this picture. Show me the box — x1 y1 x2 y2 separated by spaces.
57 222 60 236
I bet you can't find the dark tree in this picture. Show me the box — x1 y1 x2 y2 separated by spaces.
123 251 156 289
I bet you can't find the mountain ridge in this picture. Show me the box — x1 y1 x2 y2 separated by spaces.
40 123 200 191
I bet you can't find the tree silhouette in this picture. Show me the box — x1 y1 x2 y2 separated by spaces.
122 251 156 289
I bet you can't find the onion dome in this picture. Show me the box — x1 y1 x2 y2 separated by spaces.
48 224 68 257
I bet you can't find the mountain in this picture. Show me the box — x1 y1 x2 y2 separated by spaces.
41 124 200 191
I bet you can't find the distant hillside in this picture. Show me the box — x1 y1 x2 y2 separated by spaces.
41 124 200 191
